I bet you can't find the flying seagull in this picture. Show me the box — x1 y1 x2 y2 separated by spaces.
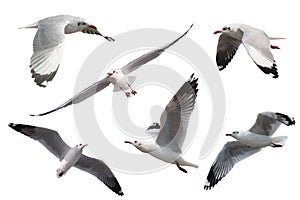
204 112 295 190
31 24 194 116
20 15 114 87
125 74 199 173
214 24 285 78
8 123 123 196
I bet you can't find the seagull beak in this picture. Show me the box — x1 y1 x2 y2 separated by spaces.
89 25 97 29
213 30 222 34
124 141 133 144
107 72 113 77
225 134 232 136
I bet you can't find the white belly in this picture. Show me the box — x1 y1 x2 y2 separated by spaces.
148 147 181 164
239 132 271 148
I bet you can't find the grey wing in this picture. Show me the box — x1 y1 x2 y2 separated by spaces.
30 20 68 87
216 32 243 70
121 24 193 74
75 155 123 196
249 112 295 136
31 77 110 116
204 141 261 190
8 123 70 161
156 74 198 153
242 29 278 78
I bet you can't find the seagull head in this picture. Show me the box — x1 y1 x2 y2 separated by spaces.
226 131 241 139
124 140 150 153
107 69 122 79
214 24 239 35
76 20 97 30
75 143 88 150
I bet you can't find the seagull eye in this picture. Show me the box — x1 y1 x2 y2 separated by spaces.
78 22 87 26
222 27 230 31
134 141 137 143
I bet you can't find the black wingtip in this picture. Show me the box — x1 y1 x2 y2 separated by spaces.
30 65 59 87
275 113 296 125
257 63 279 79
8 123 26 133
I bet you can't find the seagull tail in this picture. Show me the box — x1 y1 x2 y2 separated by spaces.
56 168 65 178
271 136 288 147
180 160 199 168
269 37 286 40
18 22 38 29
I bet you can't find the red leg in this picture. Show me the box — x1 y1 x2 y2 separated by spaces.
120 87 131 97
176 162 187 173
127 83 137 95
271 45 280 49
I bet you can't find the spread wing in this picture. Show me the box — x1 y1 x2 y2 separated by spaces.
30 19 68 87
75 155 123 195
8 123 70 160
31 77 110 116
204 141 261 190
216 31 243 70
249 112 295 136
121 24 193 74
156 74 198 153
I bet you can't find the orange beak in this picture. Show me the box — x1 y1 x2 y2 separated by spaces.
213 30 222 34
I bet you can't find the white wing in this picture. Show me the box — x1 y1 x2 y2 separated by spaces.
121 24 193 74
31 77 110 116
242 28 278 78
249 112 295 136
156 74 198 153
30 19 68 87
204 141 261 190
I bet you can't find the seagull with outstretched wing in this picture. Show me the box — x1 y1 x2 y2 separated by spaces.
20 15 114 87
8 123 123 196
204 112 295 190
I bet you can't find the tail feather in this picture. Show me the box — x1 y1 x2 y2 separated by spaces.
181 160 199 168
271 136 288 146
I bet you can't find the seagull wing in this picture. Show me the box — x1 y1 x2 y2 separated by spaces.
30 19 69 87
204 141 261 190
31 77 110 116
242 28 278 78
75 155 123 196
121 24 193 74
216 31 243 70
155 74 198 153
8 123 70 160
249 112 295 136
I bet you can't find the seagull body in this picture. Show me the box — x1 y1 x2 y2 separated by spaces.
21 15 114 87
31 24 194 116
125 74 199 173
8 123 123 196
56 143 88 177
204 112 295 190
214 24 284 78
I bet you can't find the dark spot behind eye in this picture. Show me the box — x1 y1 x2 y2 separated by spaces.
134 141 137 143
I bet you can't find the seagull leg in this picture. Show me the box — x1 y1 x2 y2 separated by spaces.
127 83 137 95
271 143 283 148
120 87 131 97
176 162 187 173
270 45 280 49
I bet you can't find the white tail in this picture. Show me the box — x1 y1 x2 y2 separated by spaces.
271 136 288 146
269 37 286 40
180 160 199 168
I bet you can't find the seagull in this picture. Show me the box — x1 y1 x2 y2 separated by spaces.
125 74 199 173
8 123 123 196
204 112 295 190
20 15 114 87
31 24 194 116
214 24 285 78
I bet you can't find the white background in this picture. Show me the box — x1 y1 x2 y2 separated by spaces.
1 0 299 199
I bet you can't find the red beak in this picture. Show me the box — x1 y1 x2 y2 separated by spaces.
213 30 222 34
124 141 133 144
225 134 232 136
107 72 113 77
89 25 97 29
